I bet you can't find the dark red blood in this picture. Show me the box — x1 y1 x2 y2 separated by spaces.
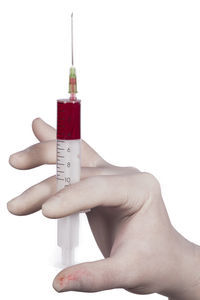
57 99 81 140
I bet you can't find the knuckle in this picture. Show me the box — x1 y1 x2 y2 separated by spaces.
141 172 161 194
126 166 140 173
119 175 136 209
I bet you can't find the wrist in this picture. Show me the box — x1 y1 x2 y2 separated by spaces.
161 231 200 300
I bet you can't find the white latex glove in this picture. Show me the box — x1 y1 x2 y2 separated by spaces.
7 118 200 300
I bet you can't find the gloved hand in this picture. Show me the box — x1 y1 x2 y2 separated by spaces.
7 118 200 300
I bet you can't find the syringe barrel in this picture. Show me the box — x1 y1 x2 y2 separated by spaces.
57 99 80 140
56 99 81 267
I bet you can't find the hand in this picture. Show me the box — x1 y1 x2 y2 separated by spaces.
7 118 200 300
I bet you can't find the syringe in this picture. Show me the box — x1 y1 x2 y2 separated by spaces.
56 13 81 267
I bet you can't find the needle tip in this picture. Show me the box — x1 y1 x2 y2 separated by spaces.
71 12 74 66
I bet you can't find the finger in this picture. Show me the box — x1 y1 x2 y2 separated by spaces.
6 168 115 215
53 258 121 292
42 175 128 218
32 118 106 167
32 118 56 142
9 140 108 170
11 118 106 169
9 140 56 170
7 176 56 215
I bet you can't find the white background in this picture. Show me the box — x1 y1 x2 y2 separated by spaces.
0 0 200 299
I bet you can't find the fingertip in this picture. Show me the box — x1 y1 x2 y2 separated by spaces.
52 277 70 293
41 203 49 217
9 150 30 170
9 154 15 167
42 199 77 219
7 193 38 216
32 117 42 126
42 201 56 219
7 199 14 214
52 262 113 293
32 117 56 141
52 267 88 293
32 117 42 131
52 276 63 293
9 152 23 169
7 197 23 215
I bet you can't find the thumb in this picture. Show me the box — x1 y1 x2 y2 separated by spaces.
53 258 120 293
